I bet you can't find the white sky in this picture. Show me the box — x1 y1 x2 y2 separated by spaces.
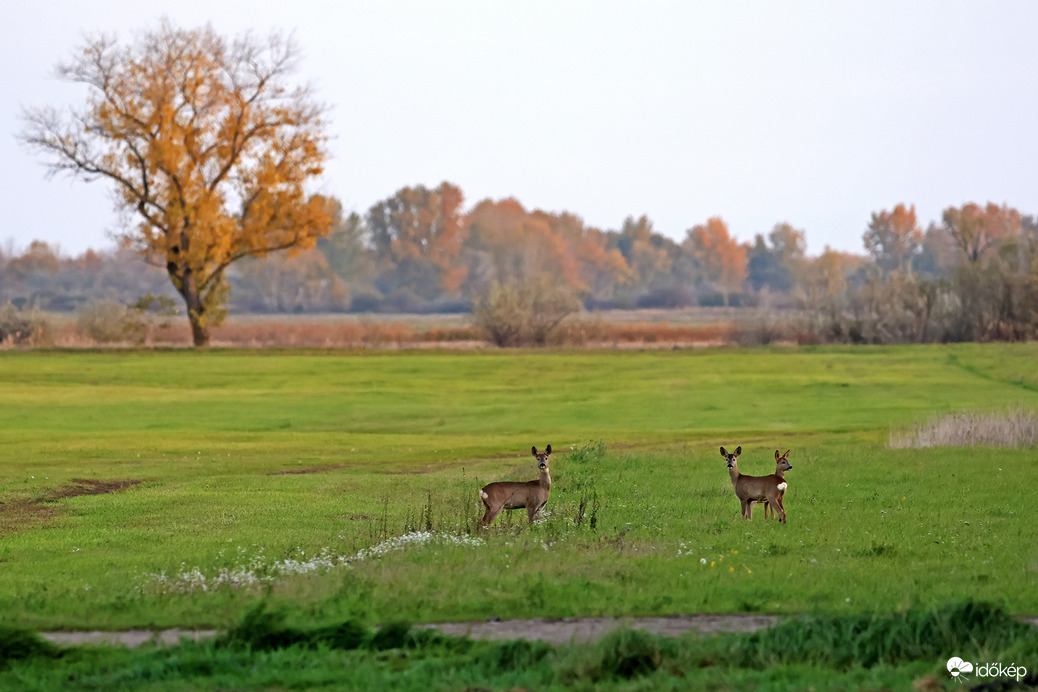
2 1 1036 257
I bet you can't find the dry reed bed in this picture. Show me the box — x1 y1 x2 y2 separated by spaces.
891 407 1038 448
29 318 738 349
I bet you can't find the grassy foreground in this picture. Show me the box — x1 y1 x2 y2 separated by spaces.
0 344 1036 688
2 601 1034 691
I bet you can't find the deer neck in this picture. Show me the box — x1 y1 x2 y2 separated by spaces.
773 467 786 481
727 464 741 485
539 467 551 489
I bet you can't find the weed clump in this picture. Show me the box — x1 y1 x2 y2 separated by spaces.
557 628 668 683
0 627 61 670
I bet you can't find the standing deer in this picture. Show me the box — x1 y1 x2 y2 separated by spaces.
721 446 792 524
479 445 552 527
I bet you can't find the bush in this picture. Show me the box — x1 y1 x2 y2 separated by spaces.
472 276 580 347
0 302 55 346
75 300 149 344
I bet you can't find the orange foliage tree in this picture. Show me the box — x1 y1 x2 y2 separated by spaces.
368 182 467 299
941 202 1022 264
463 199 629 302
20 20 332 345
684 217 748 305
863 203 923 275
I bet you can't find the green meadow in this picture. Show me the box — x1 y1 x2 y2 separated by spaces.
0 344 1036 689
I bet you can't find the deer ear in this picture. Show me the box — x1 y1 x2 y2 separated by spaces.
775 449 781 460
545 444 551 455
720 447 727 457
734 446 741 455
531 446 538 456
783 450 790 458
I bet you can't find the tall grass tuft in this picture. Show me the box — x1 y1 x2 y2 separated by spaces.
0 627 61 670
566 440 606 530
726 601 1034 669
891 406 1038 448
557 628 669 683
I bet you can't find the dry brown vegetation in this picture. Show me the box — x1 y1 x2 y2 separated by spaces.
7 309 750 349
891 407 1038 448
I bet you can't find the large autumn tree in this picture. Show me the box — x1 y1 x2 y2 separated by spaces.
20 20 332 345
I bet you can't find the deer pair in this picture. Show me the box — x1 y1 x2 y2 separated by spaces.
722 446 793 524
479 445 552 527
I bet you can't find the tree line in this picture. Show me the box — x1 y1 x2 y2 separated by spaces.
9 20 1038 346
3 187 1037 344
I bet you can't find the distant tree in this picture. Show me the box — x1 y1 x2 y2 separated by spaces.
20 20 333 345
747 222 807 293
614 215 675 290
5 240 62 280
863 204 922 275
914 223 959 278
368 182 467 299
798 247 866 341
941 202 1021 264
684 217 747 306
317 201 376 289
462 199 625 301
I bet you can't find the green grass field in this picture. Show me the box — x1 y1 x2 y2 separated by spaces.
1 344 1036 689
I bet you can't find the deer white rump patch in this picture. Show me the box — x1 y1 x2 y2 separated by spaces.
479 490 488 500
777 482 788 491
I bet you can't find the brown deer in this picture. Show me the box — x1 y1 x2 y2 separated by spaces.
479 445 552 527
721 446 792 524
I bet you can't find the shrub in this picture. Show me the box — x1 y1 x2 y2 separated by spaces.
75 300 149 345
0 302 56 346
472 276 580 347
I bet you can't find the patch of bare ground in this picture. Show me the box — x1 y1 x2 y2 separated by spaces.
266 464 356 476
0 478 142 536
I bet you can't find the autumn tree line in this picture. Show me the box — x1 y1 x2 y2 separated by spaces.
3 186 1037 345
7 20 1038 346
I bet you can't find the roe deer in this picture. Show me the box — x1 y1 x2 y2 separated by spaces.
721 446 792 524
762 450 793 519
479 445 551 527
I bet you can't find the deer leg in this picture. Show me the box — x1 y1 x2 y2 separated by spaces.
481 500 502 527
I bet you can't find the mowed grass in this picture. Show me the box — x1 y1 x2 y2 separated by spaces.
0 344 1036 631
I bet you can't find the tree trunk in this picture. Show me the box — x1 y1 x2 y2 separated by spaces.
189 312 210 347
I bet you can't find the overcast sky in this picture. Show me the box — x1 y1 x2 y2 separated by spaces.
3 1 1036 257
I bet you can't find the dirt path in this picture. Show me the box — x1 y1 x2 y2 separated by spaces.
39 614 779 648
39 614 1038 649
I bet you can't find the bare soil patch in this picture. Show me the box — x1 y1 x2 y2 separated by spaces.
0 478 142 536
